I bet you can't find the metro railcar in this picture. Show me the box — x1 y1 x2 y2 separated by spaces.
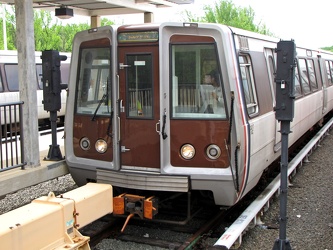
0 50 70 129
65 23 333 211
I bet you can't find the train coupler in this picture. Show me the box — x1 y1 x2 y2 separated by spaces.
113 194 158 231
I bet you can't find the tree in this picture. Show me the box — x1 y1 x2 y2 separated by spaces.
203 0 272 35
321 46 333 52
0 7 114 52
181 0 272 36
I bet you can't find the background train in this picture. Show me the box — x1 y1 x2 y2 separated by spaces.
64 23 333 212
0 50 70 132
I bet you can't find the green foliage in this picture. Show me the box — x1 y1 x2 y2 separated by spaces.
321 46 333 52
182 0 272 36
0 8 114 52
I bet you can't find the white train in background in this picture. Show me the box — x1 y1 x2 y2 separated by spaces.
0 50 70 133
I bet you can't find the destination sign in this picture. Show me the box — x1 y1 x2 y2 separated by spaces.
118 31 158 43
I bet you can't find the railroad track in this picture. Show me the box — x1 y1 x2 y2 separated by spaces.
78 118 333 249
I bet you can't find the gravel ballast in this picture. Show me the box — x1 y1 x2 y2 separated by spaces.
239 133 333 250
1 134 332 249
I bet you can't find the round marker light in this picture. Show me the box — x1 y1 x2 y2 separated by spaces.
180 144 195 160
80 137 90 150
95 139 107 153
206 144 221 160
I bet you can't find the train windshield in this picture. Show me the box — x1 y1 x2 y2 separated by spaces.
76 47 112 116
171 43 226 119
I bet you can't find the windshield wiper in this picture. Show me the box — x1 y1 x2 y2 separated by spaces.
91 94 107 121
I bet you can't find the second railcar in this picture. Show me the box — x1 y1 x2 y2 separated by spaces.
0 50 70 129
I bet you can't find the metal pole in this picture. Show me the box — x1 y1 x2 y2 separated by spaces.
273 121 292 250
44 111 63 161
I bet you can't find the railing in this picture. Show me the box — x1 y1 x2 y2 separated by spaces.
1 101 26 172
128 84 199 110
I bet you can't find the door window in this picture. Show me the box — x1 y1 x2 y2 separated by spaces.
239 55 258 115
126 54 153 119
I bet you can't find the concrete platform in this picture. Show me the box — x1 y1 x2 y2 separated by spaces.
0 147 69 198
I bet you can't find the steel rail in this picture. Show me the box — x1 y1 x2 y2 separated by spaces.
213 117 333 249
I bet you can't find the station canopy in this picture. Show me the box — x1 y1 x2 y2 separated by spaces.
1 0 194 17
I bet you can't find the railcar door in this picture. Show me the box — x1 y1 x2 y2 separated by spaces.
264 48 281 151
118 41 160 169
318 55 328 113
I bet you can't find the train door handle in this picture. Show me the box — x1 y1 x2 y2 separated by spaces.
120 99 125 113
119 63 131 69
121 146 130 153
155 120 160 134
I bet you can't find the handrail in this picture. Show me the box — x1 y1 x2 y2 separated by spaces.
1 101 26 172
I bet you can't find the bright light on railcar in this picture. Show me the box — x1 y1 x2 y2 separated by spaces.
95 139 108 153
206 144 221 160
80 137 91 150
180 144 195 160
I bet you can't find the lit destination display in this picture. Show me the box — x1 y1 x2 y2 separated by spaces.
118 31 159 43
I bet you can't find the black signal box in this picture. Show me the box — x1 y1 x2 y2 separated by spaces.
275 40 296 121
41 50 67 112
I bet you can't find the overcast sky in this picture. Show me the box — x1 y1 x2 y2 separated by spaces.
69 0 332 49
150 0 333 49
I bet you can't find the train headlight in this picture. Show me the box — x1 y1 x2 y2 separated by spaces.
95 139 107 153
180 144 195 160
206 144 221 160
80 137 91 150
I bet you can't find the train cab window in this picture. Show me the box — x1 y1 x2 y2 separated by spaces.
239 55 258 115
5 64 19 91
76 48 111 116
171 43 226 119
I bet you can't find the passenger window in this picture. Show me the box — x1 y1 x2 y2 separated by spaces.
325 60 333 85
307 59 317 90
76 48 112 116
239 55 258 115
267 55 276 96
5 64 19 91
171 43 226 119
330 61 333 85
0 75 3 92
294 63 302 97
298 59 311 94
36 64 43 89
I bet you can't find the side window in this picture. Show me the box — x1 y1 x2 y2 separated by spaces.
307 59 317 91
298 59 311 94
325 60 333 86
5 64 19 91
171 43 226 119
239 55 258 115
0 74 3 92
267 55 276 96
294 63 302 97
36 64 43 89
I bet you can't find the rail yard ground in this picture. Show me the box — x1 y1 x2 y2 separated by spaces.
0 132 332 249
239 132 333 250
